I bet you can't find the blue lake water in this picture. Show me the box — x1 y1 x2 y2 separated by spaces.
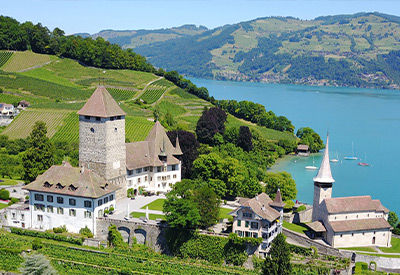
191 78 400 214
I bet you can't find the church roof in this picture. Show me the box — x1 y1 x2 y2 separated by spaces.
230 193 281 222
269 189 286 208
23 162 120 198
372 200 390 214
307 221 327 232
324 195 387 214
313 133 335 183
77 86 126 117
173 136 183 155
126 121 180 169
328 218 391 232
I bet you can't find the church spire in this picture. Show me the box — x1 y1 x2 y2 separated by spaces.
313 132 335 184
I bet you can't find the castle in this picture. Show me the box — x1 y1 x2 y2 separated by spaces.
308 134 391 248
8 86 182 233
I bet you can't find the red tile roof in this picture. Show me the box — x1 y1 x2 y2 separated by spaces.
239 193 281 222
324 196 386 214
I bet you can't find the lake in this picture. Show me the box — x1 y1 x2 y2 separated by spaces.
191 78 400 215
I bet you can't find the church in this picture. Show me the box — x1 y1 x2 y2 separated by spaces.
308 134 392 248
16 86 182 233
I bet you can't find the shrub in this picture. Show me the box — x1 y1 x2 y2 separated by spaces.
108 224 127 248
104 209 110 215
284 200 294 212
79 226 94 238
25 195 29 201
0 189 10 200
288 243 312 256
295 205 306 212
127 188 134 198
109 206 115 213
11 227 83 245
310 246 318 259
32 238 43 250
53 225 67 233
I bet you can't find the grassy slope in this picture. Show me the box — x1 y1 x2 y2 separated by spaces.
379 237 400 253
1 51 53 72
0 52 295 144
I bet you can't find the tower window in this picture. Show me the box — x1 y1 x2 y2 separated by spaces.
117 116 121 120
110 117 114 121
96 117 101 121
90 128 95 133
84 116 91 120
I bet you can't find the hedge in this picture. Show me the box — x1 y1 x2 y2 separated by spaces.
10 227 83 245
288 243 312 256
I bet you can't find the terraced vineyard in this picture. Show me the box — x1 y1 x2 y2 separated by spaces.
1 51 52 72
2 109 71 139
0 51 13 68
51 113 79 143
107 88 137 101
125 116 154 141
152 78 175 88
140 86 166 104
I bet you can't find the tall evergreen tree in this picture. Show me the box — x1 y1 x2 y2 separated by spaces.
237 126 253 152
20 253 57 275
22 121 55 182
263 233 292 275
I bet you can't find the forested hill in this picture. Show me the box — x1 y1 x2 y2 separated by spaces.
94 12 400 89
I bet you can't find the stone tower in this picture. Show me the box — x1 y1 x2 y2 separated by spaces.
312 133 335 222
77 86 127 196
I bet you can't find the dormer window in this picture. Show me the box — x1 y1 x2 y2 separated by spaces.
101 183 108 190
43 181 52 188
56 183 65 190
68 185 77 192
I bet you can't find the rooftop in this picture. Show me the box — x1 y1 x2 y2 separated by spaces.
231 193 281 222
77 86 126 118
313 133 335 184
328 218 391 232
23 162 120 198
324 195 388 214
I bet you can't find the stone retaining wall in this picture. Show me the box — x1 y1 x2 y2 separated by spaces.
355 253 400 270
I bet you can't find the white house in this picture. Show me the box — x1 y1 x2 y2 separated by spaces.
308 134 391 248
22 161 119 234
230 190 285 257
0 103 14 118
126 121 182 194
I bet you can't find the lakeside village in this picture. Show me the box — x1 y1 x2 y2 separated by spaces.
0 86 398 274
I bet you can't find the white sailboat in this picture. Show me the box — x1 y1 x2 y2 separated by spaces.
344 142 358 160
330 151 339 163
305 156 318 170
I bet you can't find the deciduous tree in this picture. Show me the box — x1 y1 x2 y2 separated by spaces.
262 233 292 275
388 211 399 228
264 172 297 201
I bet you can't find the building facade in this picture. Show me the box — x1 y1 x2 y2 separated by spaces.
230 191 285 256
22 162 119 234
308 134 391 248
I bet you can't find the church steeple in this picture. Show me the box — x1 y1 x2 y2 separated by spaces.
312 132 334 222
313 132 335 184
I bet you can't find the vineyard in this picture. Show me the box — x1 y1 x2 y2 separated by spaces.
0 70 91 100
0 230 256 275
140 86 167 104
125 116 154 142
2 109 71 139
1 50 52 72
107 88 138 101
151 78 175 88
0 51 13 68
51 112 80 143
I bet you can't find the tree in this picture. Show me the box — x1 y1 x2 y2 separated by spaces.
20 253 57 275
388 211 399 228
193 186 221 227
263 233 292 275
163 194 201 228
237 126 253 152
108 224 127 248
167 130 199 178
22 121 55 182
296 127 324 153
0 189 9 200
196 107 227 144
264 172 297 201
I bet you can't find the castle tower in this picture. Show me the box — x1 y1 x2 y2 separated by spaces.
270 189 286 234
77 86 127 194
312 133 335 222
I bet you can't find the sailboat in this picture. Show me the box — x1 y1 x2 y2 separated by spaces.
344 142 358 160
358 152 370 166
305 156 318 170
330 151 339 163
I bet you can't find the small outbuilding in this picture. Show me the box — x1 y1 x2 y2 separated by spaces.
297 144 310 156
18 100 30 108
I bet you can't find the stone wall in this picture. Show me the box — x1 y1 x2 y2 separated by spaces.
354 253 400 270
96 218 169 253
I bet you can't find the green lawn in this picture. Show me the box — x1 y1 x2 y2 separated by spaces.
379 237 400 253
341 246 377 252
130 211 165 221
283 221 308 234
219 207 233 221
0 178 19 185
140 199 165 211
0 203 8 210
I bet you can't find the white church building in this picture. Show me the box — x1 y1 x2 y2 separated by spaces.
11 86 183 234
308 134 392 248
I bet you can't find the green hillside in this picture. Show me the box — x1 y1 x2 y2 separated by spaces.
0 52 294 144
103 12 400 89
